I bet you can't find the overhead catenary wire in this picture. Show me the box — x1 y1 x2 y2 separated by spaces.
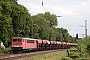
34 0 51 13
34 0 46 12
18 0 90 16
18 0 38 15
28 8 38 15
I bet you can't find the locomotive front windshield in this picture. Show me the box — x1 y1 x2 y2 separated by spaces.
12 39 22 42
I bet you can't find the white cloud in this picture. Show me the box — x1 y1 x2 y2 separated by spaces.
52 7 76 16
18 0 90 37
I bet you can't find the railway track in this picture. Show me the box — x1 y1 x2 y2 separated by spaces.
0 49 64 60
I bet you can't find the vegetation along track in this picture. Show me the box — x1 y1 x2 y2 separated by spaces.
0 49 64 60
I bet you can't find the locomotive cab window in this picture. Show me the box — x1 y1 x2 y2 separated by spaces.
12 39 22 42
27 40 34 43
12 39 17 42
18 39 22 42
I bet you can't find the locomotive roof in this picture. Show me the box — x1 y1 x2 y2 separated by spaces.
12 37 36 40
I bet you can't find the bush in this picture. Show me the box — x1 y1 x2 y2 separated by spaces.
78 36 90 57
0 47 4 53
76 58 88 60
3 47 12 53
61 57 72 60
86 45 90 55
0 47 11 53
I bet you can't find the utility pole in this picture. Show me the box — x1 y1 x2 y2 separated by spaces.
57 15 62 41
79 20 87 38
60 30 63 42
31 20 33 38
85 20 87 37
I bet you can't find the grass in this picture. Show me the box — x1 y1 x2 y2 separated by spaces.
69 47 80 57
70 47 78 50
26 51 67 60
88 55 90 60
70 51 80 57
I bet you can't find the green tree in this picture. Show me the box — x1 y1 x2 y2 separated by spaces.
48 27 58 41
0 0 32 47
10 2 32 37
44 12 57 27
78 36 90 57
55 28 70 42
60 28 69 42
0 0 73 48
32 12 71 41
32 13 49 39
0 0 13 47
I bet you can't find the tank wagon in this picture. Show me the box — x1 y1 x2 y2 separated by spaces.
11 37 78 53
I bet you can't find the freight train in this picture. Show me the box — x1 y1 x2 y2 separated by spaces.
11 37 78 53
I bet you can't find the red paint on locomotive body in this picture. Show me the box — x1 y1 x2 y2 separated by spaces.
11 37 37 51
22 38 37 49
12 37 22 47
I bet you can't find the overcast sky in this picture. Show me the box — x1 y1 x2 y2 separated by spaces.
18 0 90 38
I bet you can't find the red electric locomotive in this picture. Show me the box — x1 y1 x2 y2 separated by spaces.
11 37 37 53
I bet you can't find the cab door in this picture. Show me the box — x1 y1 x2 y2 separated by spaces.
22 39 27 49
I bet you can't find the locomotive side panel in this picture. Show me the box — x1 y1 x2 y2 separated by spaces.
24 39 37 50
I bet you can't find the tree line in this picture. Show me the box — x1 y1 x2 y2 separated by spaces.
0 0 74 47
